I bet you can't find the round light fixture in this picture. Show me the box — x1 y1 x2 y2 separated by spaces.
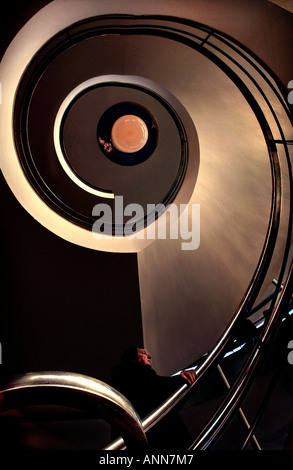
111 114 148 153
97 102 159 166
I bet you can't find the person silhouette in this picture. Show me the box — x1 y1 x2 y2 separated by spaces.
111 345 196 449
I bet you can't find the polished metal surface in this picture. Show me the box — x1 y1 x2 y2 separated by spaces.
101 4 292 450
0 371 147 450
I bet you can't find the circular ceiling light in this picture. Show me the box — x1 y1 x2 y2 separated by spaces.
111 114 148 153
97 101 159 166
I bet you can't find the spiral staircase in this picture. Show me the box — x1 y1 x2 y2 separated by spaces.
0 0 292 456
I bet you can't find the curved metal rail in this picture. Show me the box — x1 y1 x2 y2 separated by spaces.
190 264 293 449
101 16 292 451
0 371 147 450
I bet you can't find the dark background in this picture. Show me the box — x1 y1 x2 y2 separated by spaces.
1 170 143 382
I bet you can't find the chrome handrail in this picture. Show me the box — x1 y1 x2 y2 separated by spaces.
105 271 292 450
101 14 290 450
190 262 293 449
0 371 147 450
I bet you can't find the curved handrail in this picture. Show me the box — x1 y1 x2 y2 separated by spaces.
0 371 147 450
105 270 292 450
72 19 293 451
190 262 293 449
100 16 292 450
102 29 284 454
